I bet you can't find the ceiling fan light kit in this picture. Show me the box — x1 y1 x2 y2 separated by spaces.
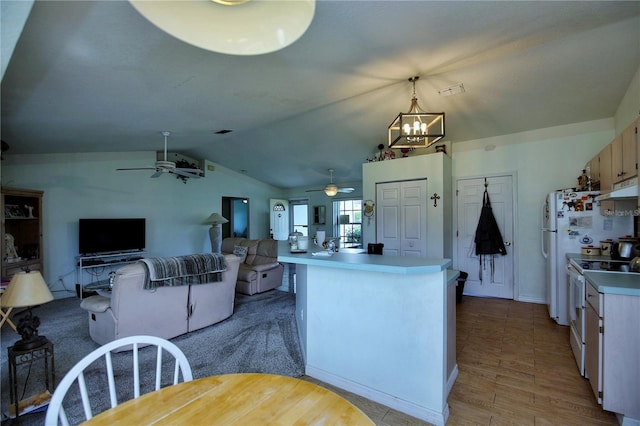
306 169 354 197
129 0 316 56
388 76 445 150
324 183 339 197
117 131 203 183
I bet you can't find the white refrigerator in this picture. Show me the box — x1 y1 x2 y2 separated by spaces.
541 190 633 325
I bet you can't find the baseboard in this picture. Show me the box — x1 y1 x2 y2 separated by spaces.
306 365 449 426
446 364 459 396
516 295 546 304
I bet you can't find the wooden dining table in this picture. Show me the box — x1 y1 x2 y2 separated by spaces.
82 373 375 425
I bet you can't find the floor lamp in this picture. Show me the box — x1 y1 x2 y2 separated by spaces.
205 213 228 253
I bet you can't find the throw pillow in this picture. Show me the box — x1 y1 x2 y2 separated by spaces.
233 245 248 263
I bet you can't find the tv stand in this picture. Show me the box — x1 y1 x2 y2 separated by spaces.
76 251 147 299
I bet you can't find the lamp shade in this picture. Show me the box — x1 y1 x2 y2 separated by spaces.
129 0 316 56
324 184 339 197
204 213 229 225
1 271 54 308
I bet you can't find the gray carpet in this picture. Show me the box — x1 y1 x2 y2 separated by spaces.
0 290 303 425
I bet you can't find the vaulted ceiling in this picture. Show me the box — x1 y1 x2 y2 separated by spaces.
2 1 639 189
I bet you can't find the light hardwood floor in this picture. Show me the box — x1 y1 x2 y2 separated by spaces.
304 296 619 425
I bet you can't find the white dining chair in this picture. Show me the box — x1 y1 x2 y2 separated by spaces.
45 335 193 426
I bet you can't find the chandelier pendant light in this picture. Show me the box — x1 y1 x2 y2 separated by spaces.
388 76 445 149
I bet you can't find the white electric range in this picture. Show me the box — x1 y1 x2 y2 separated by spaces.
566 254 632 377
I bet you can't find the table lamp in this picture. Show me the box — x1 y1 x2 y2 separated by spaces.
1 270 54 350
205 213 229 253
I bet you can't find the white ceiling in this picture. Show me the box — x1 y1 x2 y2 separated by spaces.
2 1 639 189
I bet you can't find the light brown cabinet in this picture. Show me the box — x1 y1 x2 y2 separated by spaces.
585 280 640 419
587 118 638 193
598 144 613 192
611 121 637 184
586 155 599 188
637 117 640 204
1 188 44 279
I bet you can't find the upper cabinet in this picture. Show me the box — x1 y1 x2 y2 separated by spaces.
587 150 600 188
1 187 44 279
599 144 613 192
587 118 638 193
612 119 638 184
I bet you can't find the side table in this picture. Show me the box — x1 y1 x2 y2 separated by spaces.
7 338 55 420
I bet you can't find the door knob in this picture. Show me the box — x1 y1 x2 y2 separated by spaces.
504 241 511 246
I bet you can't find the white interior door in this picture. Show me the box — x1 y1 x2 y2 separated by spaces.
376 179 428 257
456 176 514 299
270 199 289 240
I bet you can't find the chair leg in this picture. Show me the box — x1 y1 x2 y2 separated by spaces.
0 307 17 332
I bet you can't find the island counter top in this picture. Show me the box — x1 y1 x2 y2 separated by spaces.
584 271 640 297
278 244 452 275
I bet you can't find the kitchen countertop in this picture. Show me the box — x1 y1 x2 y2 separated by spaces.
584 271 640 296
279 250 451 275
278 241 452 275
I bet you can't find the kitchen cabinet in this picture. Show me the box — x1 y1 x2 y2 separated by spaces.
588 118 638 193
584 279 640 419
598 144 613 193
611 120 637 184
1 188 44 279
636 117 640 208
586 155 599 189
597 144 614 215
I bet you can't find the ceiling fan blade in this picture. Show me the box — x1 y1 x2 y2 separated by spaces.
172 169 201 179
305 189 324 192
338 187 355 193
117 167 156 171
150 170 164 178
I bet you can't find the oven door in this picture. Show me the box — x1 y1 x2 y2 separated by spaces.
567 263 586 376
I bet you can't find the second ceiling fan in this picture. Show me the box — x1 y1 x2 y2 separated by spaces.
306 169 354 197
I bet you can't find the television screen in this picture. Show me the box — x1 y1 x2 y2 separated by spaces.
79 218 146 255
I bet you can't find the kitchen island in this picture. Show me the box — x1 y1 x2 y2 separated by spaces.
278 246 458 426
583 271 640 423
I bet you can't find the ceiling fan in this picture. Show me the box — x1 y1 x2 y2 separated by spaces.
306 169 355 197
117 131 202 181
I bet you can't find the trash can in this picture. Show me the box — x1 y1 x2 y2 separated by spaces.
456 271 468 304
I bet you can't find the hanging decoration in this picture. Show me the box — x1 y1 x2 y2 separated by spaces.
473 179 507 282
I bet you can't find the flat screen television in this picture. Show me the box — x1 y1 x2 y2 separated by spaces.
79 218 146 255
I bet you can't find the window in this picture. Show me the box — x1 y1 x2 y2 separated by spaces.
333 199 362 248
290 200 309 236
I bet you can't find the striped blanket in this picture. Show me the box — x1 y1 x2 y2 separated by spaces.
140 253 227 290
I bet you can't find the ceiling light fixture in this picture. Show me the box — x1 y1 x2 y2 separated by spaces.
324 169 338 197
388 76 445 149
129 0 315 56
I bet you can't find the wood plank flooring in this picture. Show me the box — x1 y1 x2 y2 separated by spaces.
303 296 619 425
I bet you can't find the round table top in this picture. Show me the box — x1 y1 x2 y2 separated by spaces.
83 373 375 425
